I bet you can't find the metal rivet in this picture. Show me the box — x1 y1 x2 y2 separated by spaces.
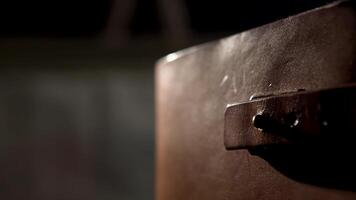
252 113 271 131
284 112 299 128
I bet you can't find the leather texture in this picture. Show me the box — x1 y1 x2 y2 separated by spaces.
156 1 356 199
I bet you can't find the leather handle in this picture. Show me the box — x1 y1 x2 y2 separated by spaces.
224 84 356 150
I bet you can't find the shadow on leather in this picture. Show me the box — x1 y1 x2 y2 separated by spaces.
249 141 356 191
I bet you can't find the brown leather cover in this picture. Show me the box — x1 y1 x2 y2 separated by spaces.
156 1 356 199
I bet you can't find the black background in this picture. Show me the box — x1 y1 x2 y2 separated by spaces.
0 0 335 37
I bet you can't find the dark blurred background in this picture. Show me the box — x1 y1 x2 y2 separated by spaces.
0 0 335 199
